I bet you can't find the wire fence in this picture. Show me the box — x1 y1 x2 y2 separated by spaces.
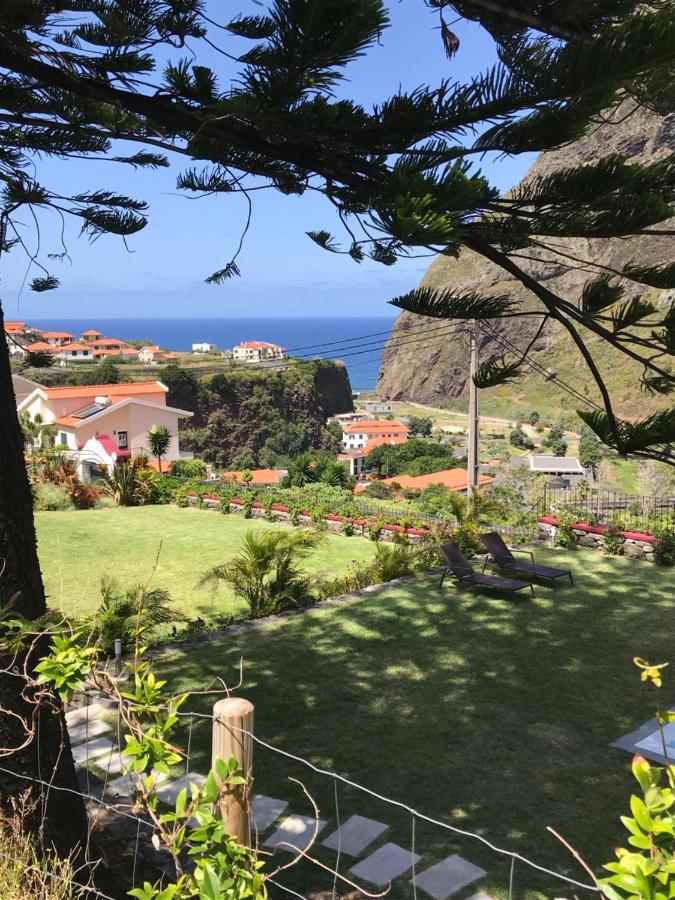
0 700 602 899
542 484 675 532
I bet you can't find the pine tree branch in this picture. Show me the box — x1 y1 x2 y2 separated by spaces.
449 0 582 41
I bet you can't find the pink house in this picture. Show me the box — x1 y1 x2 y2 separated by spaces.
17 381 193 480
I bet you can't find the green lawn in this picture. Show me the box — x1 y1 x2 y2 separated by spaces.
154 549 675 899
35 506 376 619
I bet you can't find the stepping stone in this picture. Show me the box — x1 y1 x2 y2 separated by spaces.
156 773 207 806
265 814 328 853
414 855 487 900
322 814 388 857
71 737 116 766
66 701 118 728
68 719 112 745
350 842 421 887
467 893 495 900
88 746 125 777
252 795 288 833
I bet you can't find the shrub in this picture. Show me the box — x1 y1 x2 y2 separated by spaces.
450 521 483 557
343 521 355 537
653 528 675 566
601 524 624 556
360 481 395 500
34 483 73 511
95 578 185 653
170 458 207 479
103 459 153 506
555 510 578 550
371 543 418 581
200 529 323 619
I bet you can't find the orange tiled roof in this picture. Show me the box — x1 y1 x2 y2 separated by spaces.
81 329 102 336
363 435 408 450
342 419 409 434
57 342 95 352
24 341 57 352
4 322 26 333
52 415 81 427
379 468 494 491
221 468 286 485
43 381 167 400
88 338 127 347
42 331 75 339
235 341 283 349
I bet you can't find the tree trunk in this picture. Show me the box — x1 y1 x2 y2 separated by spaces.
0 301 88 856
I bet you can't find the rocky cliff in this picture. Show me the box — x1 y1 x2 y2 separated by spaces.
178 359 353 467
376 103 674 420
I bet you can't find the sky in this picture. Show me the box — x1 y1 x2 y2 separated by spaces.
2 2 535 320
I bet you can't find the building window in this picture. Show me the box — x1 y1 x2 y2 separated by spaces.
58 432 68 446
118 431 128 450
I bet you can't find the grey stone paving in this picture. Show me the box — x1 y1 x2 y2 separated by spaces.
71 737 116 765
157 773 207 806
65 701 118 728
89 746 125 777
264 814 327 853
67 719 111 745
322 814 388 857
252 795 288 833
349 842 421 887
414 854 487 900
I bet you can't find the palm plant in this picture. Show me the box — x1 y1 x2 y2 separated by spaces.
103 459 151 506
19 411 56 469
200 529 323 618
96 577 184 653
148 425 171 473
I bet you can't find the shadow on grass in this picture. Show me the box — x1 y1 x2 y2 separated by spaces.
157 549 674 900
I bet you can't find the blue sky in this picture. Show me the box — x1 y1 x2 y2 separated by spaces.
2 2 534 320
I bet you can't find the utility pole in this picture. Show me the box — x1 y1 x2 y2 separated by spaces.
467 322 479 498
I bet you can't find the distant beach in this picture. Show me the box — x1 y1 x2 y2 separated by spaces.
28 316 396 392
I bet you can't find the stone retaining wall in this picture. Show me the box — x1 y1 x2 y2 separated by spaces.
537 517 656 563
186 493 431 545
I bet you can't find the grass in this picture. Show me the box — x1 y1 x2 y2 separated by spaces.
154 548 675 899
35 506 376 619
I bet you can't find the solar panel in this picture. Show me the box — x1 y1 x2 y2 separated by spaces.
72 403 107 419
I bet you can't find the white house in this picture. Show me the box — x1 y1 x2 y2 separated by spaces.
17 380 192 481
363 400 393 415
54 342 95 365
41 331 76 346
192 342 217 353
341 419 409 451
232 341 286 363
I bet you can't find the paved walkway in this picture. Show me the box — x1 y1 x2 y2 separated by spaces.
67 697 493 898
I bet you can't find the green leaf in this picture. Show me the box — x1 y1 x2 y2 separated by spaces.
306 230 340 252
390 285 516 320
581 275 624 317
205 262 241 284
30 275 59 292
630 795 653 831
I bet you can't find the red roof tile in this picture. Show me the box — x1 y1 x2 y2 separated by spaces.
44 381 167 400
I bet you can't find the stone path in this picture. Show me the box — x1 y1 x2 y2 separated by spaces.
67 695 494 898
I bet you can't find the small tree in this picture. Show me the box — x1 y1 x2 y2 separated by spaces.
528 411 540 426
509 427 534 450
148 425 171 474
408 416 433 437
86 357 122 385
579 424 603 476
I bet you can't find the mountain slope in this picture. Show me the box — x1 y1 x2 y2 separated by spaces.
376 103 674 421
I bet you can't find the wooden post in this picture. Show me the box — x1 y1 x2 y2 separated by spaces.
212 697 254 845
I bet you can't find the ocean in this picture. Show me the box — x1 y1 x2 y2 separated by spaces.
29 317 396 392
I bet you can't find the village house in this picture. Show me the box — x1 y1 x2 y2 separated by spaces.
41 331 76 346
341 418 409 451
138 344 176 364
17 381 192 481
364 468 495 494
232 340 286 363
81 328 103 341
88 337 129 352
53 342 95 364
192 342 217 353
